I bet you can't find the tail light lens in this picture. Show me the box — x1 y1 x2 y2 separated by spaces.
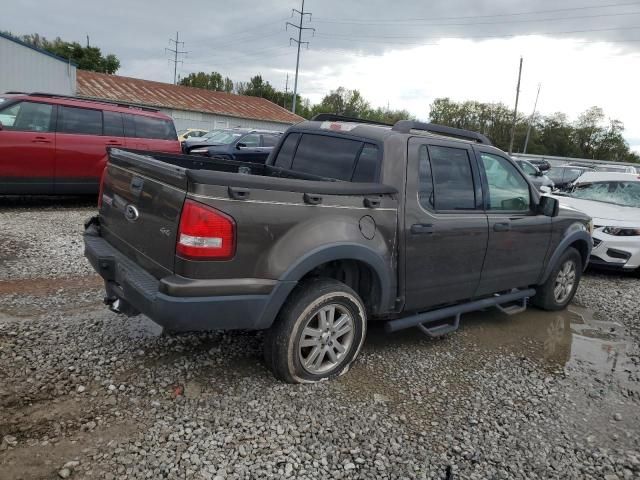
176 199 236 260
97 166 107 209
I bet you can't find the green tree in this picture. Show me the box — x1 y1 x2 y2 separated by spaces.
180 71 233 92
4 32 121 74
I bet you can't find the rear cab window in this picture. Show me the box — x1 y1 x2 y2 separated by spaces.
273 132 381 182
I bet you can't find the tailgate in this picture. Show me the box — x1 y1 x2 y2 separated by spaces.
99 149 187 276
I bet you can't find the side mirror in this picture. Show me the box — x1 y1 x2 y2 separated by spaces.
538 195 559 217
236 142 247 149
535 170 543 177
0 121 3 131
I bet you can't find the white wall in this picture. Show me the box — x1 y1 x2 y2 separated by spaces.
161 108 293 133
0 36 76 95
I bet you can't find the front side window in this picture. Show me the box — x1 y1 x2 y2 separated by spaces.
59 106 102 135
239 133 260 147
0 101 54 132
481 153 531 211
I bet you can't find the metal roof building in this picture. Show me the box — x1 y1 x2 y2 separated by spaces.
76 70 303 132
0 32 77 96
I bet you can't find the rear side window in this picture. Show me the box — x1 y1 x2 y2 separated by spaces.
58 106 102 135
262 134 280 147
274 133 380 182
419 145 475 210
133 116 177 140
103 111 124 136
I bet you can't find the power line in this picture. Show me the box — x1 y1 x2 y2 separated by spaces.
314 25 640 44
286 0 315 114
312 10 640 28
313 1 640 24
165 32 189 85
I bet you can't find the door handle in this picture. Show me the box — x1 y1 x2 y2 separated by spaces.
303 193 322 205
411 223 434 235
107 140 123 145
32 136 51 143
363 197 381 208
493 222 511 232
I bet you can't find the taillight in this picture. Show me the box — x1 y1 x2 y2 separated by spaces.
176 200 236 260
97 166 107 209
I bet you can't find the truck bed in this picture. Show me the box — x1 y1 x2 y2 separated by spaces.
98 148 399 311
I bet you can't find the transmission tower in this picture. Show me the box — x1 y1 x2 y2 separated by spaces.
165 32 188 85
286 0 314 114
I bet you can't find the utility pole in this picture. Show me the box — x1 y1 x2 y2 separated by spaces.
86 35 90 47
166 32 188 85
286 0 314 114
508 56 523 155
285 73 290 108
523 83 541 154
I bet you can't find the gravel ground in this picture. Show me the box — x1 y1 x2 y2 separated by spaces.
1 198 639 480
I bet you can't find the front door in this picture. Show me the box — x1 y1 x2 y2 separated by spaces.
404 137 489 312
475 150 551 295
234 133 263 163
0 101 56 194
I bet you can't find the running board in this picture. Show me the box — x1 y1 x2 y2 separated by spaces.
384 288 536 336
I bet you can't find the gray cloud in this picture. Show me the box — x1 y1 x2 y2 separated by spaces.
4 0 640 86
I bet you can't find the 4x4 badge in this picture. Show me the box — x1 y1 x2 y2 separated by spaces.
124 204 140 222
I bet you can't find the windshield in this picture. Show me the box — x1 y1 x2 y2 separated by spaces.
203 131 243 144
518 161 537 175
596 165 629 173
570 181 640 207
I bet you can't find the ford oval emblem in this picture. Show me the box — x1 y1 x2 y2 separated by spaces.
124 204 140 222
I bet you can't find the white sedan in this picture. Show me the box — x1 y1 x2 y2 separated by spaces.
551 172 640 273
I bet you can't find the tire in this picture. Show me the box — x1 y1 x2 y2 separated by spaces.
532 247 582 311
264 278 367 383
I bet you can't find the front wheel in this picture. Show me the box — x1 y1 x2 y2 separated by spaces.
264 278 367 383
532 247 582 311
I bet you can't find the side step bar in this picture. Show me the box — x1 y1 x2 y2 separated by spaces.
384 288 536 337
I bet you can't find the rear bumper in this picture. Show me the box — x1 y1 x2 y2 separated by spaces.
84 219 296 332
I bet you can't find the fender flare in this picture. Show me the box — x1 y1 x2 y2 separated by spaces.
256 243 393 329
540 229 592 283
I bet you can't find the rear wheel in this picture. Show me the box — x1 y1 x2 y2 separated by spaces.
532 247 582 311
264 278 367 383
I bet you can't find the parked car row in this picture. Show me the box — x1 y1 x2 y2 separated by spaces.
0 92 181 194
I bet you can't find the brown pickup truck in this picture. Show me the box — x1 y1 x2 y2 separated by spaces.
84 115 592 383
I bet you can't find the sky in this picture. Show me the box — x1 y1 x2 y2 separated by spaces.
4 0 640 152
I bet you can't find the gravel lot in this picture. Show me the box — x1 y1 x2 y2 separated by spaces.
1 198 639 480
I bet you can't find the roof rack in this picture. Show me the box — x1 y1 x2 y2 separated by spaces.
311 113 392 127
4 91 29 95
392 120 492 145
25 92 160 112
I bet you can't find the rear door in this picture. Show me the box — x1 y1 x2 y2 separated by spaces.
55 105 111 193
0 100 56 193
404 138 488 311
474 150 551 295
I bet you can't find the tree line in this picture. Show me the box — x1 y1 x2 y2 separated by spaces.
429 98 639 163
180 72 413 125
2 32 120 74
182 71 638 163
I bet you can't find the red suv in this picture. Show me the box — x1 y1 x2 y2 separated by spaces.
0 93 181 194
